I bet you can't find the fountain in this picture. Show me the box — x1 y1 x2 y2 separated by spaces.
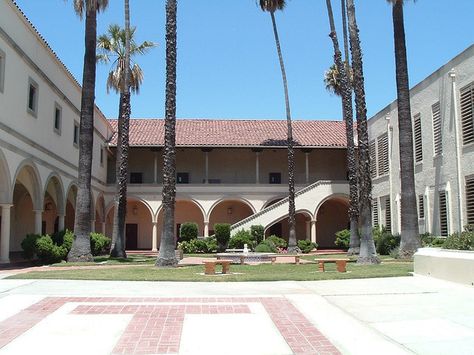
217 244 274 264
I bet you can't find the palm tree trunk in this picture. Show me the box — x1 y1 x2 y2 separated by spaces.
392 2 420 258
156 0 178 267
341 0 349 64
269 12 298 252
345 0 379 264
325 0 359 255
110 0 131 259
68 1 97 262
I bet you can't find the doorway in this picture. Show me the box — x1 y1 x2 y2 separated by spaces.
126 223 138 250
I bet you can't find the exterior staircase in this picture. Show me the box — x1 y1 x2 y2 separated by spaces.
230 180 349 235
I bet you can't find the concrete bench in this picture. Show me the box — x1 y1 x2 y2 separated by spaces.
203 259 233 275
271 254 301 264
314 258 350 272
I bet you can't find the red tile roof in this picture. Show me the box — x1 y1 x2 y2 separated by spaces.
108 119 347 148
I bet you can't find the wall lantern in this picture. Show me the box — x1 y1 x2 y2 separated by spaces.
227 207 233 215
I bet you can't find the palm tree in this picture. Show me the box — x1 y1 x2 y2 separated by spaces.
97 24 155 258
156 0 178 267
324 0 359 256
259 0 299 253
388 0 420 258
68 0 109 262
345 0 379 264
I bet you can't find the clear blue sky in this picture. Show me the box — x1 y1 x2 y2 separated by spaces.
14 0 474 120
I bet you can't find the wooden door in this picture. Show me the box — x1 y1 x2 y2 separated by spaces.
126 224 138 250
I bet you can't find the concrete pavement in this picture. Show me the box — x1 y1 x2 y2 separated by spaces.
0 274 472 354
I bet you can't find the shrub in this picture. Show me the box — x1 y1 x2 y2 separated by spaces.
443 231 474 251
214 223 231 252
205 236 217 253
178 238 213 254
90 233 111 256
373 227 400 255
179 222 199 242
251 225 264 244
255 241 276 253
297 240 317 254
266 235 287 249
335 229 350 249
228 229 255 250
421 233 445 248
21 234 41 260
35 235 67 264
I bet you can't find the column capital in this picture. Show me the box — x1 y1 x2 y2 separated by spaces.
0 204 13 209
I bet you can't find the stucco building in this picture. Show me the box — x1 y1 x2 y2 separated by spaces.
368 44 474 237
0 0 350 263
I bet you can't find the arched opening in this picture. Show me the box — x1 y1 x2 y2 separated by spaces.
106 198 153 250
265 211 312 242
42 175 64 235
316 196 349 248
65 184 77 231
157 200 205 244
95 194 105 234
208 199 254 234
11 164 41 253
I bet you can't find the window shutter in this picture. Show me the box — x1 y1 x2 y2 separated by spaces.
432 102 442 155
439 191 448 237
369 141 377 178
460 83 474 145
418 195 425 219
413 114 423 163
377 133 389 176
466 177 474 225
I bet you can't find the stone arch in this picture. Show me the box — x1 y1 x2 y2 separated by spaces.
315 194 350 248
42 173 65 235
261 196 285 210
42 173 65 215
65 182 78 231
156 199 206 243
264 209 313 241
105 196 154 250
12 160 42 210
208 199 255 232
0 148 12 204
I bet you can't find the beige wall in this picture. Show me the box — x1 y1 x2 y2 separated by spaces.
316 199 349 248
209 200 253 231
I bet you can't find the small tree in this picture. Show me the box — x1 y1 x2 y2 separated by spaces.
214 223 231 252
179 222 198 242
251 225 265 244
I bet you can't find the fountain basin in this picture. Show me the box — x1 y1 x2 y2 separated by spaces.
216 252 275 264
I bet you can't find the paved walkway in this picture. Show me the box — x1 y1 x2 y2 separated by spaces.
0 273 472 354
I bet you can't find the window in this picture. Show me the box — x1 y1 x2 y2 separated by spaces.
54 103 62 134
372 199 379 226
73 122 79 147
439 191 448 237
385 197 391 233
418 195 425 219
0 48 5 93
466 177 474 225
377 133 389 176
369 140 376 178
460 82 474 145
432 102 442 155
269 172 281 184
177 172 189 184
413 113 423 163
27 78 39 116
100 147 104 166
130 172 143 184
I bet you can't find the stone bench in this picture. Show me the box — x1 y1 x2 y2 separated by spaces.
314 258 350 272
203 259 233 275
271 254 301 264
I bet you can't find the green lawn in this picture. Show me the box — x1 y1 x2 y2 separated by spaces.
9 258 413 282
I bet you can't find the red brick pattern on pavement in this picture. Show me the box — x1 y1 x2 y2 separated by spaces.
0 297 340 355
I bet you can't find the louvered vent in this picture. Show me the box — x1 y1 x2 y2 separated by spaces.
413 114 423 163
439 191 448 237
432 102 442 155
418 195 424 219
466 177 474 225
369 141 377 178
377 133 389 176
385 197 391 233
372 199 379 226
460 83 474 145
